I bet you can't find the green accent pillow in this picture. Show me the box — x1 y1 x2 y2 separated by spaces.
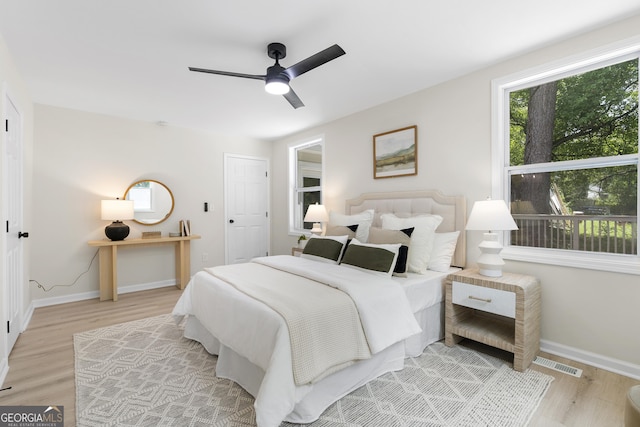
367 227 414 276
340 239 400 276
301 235 348 264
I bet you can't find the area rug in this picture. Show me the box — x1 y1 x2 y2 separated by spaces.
74 314 553 426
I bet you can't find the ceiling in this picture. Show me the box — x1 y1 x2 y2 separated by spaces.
1 1 639 141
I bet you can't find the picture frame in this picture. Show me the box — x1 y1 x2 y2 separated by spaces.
373 125 417 179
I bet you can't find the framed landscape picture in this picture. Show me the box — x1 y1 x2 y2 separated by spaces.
373 125 417 179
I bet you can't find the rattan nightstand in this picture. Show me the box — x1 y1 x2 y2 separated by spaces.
445 268 541 371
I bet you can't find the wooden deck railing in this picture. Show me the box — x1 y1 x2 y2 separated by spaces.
511 214 638 255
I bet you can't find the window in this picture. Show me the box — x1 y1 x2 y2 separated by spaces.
492 41 639 274
289 137 324 234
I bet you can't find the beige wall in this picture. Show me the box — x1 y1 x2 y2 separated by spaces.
30 105 270 301
0 32 34 376
271 15 640 371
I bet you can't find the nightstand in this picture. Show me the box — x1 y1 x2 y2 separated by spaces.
291 247 303 257
445 268 541 371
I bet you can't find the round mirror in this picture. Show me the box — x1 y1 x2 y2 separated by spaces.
123 180 174 225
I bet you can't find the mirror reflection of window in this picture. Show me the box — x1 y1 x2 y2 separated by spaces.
129 182 152 212
295 142 323 231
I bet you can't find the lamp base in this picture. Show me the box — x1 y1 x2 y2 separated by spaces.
310 222 323 235
477 265 504 277
476 232 505 277
105 221 130 241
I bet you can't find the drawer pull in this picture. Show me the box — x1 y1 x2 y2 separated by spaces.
468 295 492 303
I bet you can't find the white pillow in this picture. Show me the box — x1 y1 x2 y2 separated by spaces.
300 234 349 264
381 213 443 274
428 231 460 272
329 209 374 242
340 238 400 277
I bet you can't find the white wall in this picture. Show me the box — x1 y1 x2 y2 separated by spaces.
0 32 34 383
30 105 271 303
271 15 640 373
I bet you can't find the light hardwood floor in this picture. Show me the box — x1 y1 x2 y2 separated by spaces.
0 286 637 426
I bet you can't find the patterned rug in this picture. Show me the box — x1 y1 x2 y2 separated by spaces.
74 314 553 426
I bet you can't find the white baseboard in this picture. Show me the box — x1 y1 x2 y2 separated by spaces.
0 357 8 389
21 303 35 333
32 290 100 308
31 279 177 308
541 339 640 380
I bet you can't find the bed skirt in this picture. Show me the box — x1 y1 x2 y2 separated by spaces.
182 302 444 423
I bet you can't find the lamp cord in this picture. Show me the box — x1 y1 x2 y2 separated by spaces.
29 249 99 292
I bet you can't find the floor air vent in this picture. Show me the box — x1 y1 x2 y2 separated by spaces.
532 356 583 377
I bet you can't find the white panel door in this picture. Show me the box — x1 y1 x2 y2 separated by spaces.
224 154 269 264
3 94 23 353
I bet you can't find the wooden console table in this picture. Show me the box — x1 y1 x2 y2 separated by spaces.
88 235 201 301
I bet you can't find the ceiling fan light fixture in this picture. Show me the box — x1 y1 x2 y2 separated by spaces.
265 80 290 95
265 62 290 95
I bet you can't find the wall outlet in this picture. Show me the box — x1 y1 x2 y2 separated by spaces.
201 252 208 262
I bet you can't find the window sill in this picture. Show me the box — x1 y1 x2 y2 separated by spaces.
501 246 640 275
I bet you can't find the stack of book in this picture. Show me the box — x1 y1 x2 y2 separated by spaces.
180 220 191 236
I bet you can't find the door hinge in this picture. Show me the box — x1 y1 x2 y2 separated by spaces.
265 212 268 218
5 119 8 132
266 251 269 256
6 321 9 334
6 221 8 233
265 171 268 177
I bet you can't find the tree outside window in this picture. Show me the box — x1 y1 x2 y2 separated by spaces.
504 56 638 258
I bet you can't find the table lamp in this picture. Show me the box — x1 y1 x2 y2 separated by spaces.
101 199 135 241
465 199 518 277
304 203 328 235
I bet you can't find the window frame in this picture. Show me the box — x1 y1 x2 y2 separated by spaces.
288 136 325 235
491 37 640 275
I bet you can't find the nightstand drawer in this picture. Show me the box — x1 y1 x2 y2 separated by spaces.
452 281 516 318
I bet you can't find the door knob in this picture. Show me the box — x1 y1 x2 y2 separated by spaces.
18 231 29 238
229 219 235 224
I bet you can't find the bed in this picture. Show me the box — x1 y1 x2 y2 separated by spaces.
172 190 466 427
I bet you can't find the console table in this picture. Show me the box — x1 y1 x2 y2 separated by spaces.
88 235 201 301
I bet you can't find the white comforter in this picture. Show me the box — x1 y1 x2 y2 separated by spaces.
206 260 371 385
172 255 421 427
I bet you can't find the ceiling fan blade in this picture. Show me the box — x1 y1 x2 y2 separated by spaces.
283 87 304 109
285 44 346 79
188 67 265 81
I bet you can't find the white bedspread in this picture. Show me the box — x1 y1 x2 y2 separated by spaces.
252 256 422 353
205 261 371 385
173 255 421 427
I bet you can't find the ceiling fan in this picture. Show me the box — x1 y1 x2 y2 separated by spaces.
189 42 346 109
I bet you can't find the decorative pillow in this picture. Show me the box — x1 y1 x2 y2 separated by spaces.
325 224 358 239
380 213 443 274
367 227 414 277
328 209 374 242
428 231 460 272
340 239 400 277
301 235 348 264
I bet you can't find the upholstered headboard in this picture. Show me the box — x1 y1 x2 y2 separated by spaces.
345 190 466 268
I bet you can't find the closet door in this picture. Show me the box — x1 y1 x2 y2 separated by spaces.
3 93 24 354
224 154 269 264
